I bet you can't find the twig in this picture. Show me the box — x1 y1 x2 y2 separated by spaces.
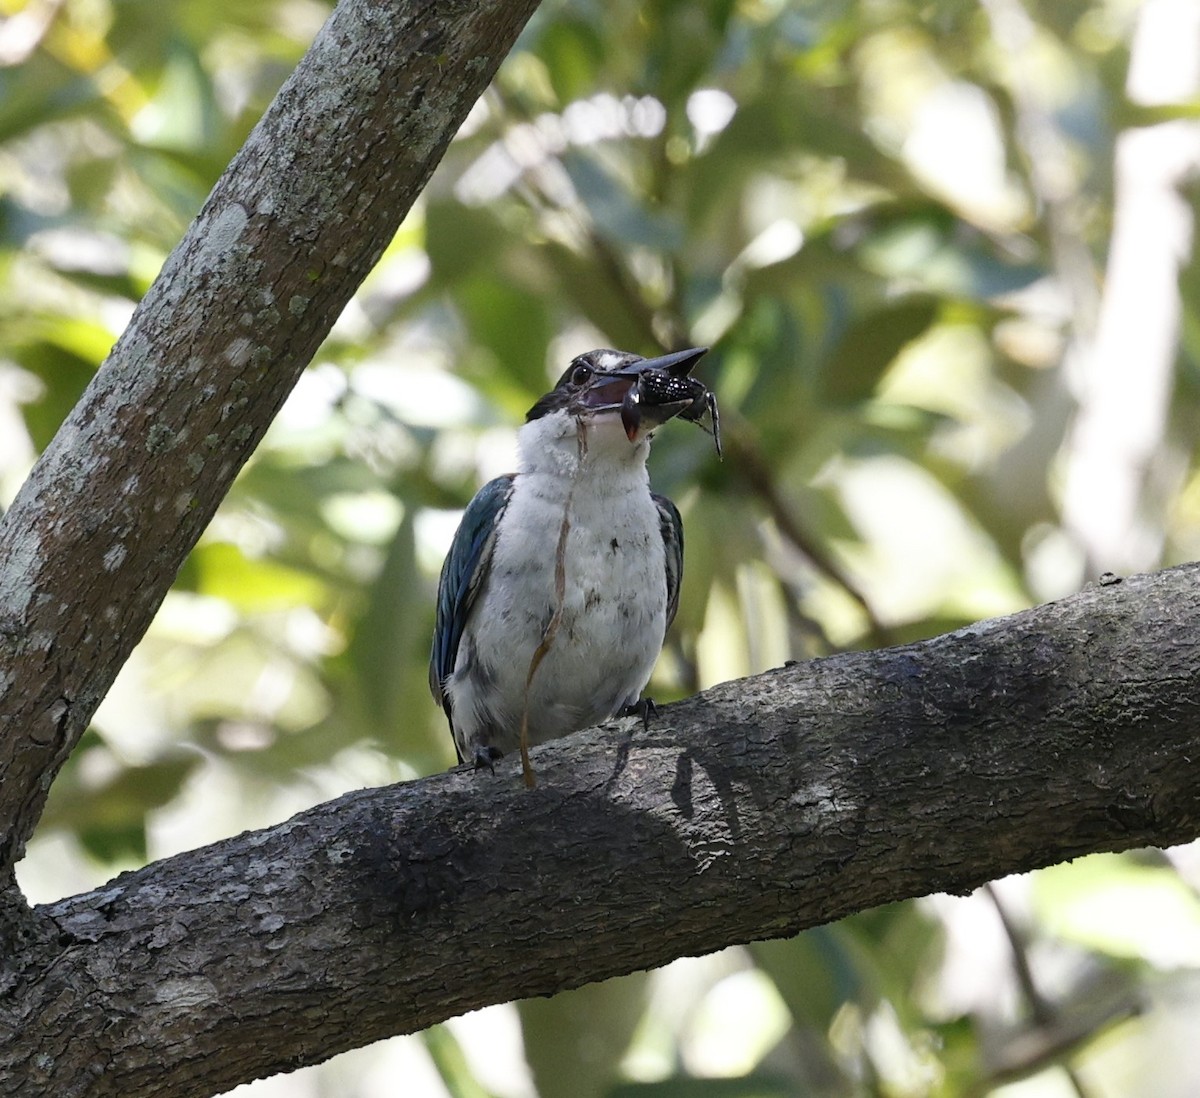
983 883 1095 1098
519 423 586 788
722 421 894 650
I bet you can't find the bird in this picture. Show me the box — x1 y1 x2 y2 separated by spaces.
429 346 710 774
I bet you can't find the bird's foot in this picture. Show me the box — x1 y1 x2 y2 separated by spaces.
452 745 503 774
474 745 504 773
619 697 658 731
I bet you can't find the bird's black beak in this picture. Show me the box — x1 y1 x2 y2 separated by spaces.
619 347 709 380
576 347 709 414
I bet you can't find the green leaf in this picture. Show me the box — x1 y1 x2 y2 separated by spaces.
563 150 683 251
0 62 105 145
425 200 512 285
422 1025 497 1098
41 739 200 865
1034 853 1200 963
750 930 866 1033
14 339 99 451
537 19 606 104
192 542 329 612
459 276 554 395
821 297 939 406
540 241 657 350
337 509 446 760
519 974 650 1098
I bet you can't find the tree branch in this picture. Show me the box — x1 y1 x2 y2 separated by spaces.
2 563 1198 1096
0 0 542 883
2 4 1198 1095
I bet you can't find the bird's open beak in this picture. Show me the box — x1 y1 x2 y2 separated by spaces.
576 347 710 412
573 347 714 447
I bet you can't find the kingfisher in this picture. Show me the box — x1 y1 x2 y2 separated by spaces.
430 346 711 773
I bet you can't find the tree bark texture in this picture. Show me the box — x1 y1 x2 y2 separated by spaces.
1 563 1197 1096
0 0 542 882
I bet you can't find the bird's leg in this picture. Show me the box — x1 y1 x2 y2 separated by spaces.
619 697 658 730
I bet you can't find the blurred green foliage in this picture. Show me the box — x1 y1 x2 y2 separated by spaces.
2 0 1199 1095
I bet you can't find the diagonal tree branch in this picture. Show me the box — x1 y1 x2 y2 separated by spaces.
1 562 1198 1096
0 0 543 885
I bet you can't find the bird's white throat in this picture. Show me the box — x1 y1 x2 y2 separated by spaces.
517 407 652 480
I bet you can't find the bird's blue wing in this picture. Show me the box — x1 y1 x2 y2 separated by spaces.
652 493 684 636
429 474 516 709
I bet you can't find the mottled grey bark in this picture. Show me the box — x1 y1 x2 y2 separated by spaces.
1 563 1199 1095
0 0 542 882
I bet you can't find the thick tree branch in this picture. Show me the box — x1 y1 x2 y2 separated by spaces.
0 0 542 882
1 563 1198 1097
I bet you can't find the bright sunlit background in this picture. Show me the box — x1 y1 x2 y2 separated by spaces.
3 0 1200 1095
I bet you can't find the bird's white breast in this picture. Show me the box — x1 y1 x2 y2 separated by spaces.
446 413 668 754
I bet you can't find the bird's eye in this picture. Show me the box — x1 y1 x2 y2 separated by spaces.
571 364 593 386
